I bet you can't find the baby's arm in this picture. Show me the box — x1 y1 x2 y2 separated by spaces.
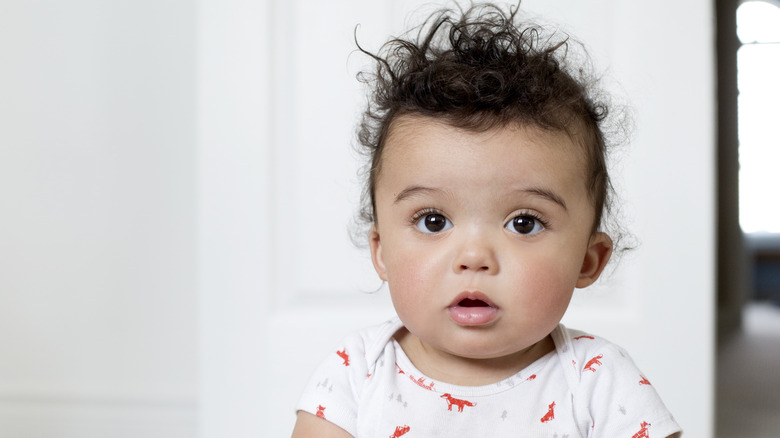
291 411 353 438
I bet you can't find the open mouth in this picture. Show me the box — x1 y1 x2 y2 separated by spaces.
450 291 497 309
448 292 498 326
458 298 490 307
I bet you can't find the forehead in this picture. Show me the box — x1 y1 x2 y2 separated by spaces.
378 115 588 189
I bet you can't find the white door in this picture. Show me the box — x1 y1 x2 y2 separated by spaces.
197 1 715 437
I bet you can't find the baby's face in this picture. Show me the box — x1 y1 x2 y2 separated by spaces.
369 115 611 362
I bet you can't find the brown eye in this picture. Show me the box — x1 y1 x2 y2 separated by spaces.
506 215 544 235
415 213 452 233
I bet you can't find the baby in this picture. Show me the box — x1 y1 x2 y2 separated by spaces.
292 3 681 437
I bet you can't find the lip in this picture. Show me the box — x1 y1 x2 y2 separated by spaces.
447 291 499 326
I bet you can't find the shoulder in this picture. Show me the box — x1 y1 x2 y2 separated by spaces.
554 325 682 437
555 325 649 390
304 317 402 385
557 326 633 373
296 318 403 437
337 317 403 369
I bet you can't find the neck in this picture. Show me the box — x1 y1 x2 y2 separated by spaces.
393 328 555 386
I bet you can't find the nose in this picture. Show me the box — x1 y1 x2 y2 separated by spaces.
452 232 499 274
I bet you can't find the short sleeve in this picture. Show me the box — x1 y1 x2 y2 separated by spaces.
580 343 682 437
295 335 370 437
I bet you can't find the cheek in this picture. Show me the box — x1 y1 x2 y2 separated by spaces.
383 246 443 307
385 253 427 295
509 254 579 309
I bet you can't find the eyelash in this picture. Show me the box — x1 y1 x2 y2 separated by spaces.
409 208 445 225
508 210 550 229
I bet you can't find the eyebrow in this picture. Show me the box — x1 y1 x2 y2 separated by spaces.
394 185 567 211
520 187 568 211
393 186 443 204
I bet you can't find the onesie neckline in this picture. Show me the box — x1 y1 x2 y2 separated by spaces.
388 321 564 398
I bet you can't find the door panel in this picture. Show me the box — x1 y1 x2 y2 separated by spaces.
198 1 714 436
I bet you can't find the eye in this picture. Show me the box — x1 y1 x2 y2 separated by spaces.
415 213 452 233
505 215 545 235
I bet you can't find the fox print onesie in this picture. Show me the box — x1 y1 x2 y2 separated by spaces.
296 318 682 437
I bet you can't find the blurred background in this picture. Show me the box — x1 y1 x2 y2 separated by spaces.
0 0 776 437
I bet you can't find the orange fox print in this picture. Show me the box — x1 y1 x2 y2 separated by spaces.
526 374 537 381
389 425 410 437
336 349 350 366
540 401 556 423
584 354 603 372
316 405 326 419
574 335 595 340
409 374 435 390
441 393 476 412
639 375 652 386
631 421 651 438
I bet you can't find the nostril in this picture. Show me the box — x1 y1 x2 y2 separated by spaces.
459 264 491 272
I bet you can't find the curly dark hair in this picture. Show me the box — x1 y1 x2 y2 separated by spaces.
355 2 618 238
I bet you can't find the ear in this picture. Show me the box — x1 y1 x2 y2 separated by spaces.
369 224 388 281
576 232 613 288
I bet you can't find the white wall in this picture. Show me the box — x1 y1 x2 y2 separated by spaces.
196 0 273 436
0 1 198 436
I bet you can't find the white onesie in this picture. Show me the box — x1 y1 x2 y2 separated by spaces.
296 318 681 438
